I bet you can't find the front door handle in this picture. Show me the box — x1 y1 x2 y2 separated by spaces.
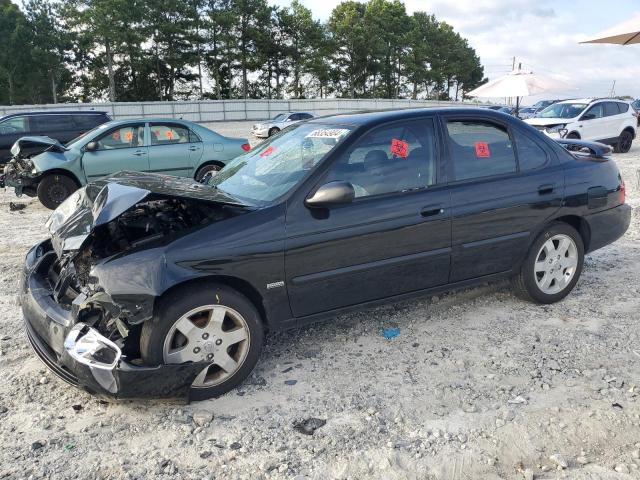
188 146 200 151
420 205 444 217
133 150 146 156
538 183 555 195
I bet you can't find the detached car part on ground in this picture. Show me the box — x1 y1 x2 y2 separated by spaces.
3 118 250 209
20 109 631 401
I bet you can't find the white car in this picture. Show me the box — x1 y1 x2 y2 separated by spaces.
525 98 636 153
251 112 315 138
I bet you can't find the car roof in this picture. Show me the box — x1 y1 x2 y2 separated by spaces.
307 107 517 127
0 110 108 120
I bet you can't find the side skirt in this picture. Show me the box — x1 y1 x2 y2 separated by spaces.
274 270 514 331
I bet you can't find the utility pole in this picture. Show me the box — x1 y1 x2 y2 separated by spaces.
609 80 616 97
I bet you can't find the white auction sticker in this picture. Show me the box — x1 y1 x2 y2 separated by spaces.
305 128 350 139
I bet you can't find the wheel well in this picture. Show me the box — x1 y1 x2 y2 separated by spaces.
195 161 225 177
622 126 635 138
41 169 81 188
553 215 591 251
566 131 581 139
156 276 268 328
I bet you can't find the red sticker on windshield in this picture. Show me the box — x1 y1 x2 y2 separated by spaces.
474 141 490 158
391 138 409 158
260 145 274 157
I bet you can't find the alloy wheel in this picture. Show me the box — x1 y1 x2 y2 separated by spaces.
162 305 250 388
533 234 579 295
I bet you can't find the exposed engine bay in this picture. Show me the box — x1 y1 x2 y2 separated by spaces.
45 191 248 362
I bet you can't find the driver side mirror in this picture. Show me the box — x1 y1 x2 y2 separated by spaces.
85 141 97 152
305 181 355 208
581 113 596 121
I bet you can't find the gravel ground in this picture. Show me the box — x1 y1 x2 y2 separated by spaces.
1 122 639 480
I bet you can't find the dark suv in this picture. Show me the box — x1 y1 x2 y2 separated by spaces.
20 108 630 401
0 111 111 164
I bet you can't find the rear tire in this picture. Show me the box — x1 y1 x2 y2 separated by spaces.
268 127 280 137
614 130 633 153
140 283 264 400
512 223 584 304
195 163 223 183
36 174 77 210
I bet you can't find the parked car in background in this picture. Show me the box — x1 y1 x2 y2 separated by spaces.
0 111 110 165
3 118 250 209
631 99 640 125
251 112 314 137
516 107 537 119
525 98 636 153
20 108 630 400
530 99 563 113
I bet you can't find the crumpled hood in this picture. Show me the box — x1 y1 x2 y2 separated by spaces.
10 136 68 157
46 170 248 256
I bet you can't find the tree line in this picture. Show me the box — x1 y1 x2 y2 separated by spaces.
0 0 486 105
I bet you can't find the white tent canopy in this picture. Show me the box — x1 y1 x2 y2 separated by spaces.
467 69 571 98
581 14 640 45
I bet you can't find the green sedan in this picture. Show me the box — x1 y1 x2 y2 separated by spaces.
3 118 250 209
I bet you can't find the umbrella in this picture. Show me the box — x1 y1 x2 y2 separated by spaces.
467 67 571 115
581 14 640 45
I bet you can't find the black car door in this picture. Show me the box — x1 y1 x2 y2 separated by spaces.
441 115 563 282
285 117 452 318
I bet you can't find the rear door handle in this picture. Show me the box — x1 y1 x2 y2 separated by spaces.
538 183 555 195
133 150 146 156
188 145 200 151
420 205 444 217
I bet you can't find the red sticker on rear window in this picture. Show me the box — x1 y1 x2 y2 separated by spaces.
391 138 409 158
475 141 490 158
260 145 275 157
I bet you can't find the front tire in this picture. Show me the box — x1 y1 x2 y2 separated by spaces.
614 130 633 153
512 223 584 304
36 174 78 210
140 283 264 400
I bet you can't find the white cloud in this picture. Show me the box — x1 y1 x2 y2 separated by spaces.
273 0 640 102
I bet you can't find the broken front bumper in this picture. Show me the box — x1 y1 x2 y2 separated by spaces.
3 161 39 196
21 240 206 399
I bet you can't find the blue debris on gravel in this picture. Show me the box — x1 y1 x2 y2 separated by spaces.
382 327 401 339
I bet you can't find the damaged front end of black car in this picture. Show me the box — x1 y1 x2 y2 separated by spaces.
21 171 253 399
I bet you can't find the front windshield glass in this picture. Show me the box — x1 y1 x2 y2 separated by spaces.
538 103 587 119
66 123 111 147
208 123 353 203
272 113 287 121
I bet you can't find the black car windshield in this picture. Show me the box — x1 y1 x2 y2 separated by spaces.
538 103 587 119
208 123 353 203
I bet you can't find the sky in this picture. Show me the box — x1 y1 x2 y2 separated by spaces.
271 0 640 104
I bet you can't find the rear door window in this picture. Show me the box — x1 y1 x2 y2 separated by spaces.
37 115 76 131
604 102 620 117
446 120 517 181
617 102 630 113
583 104 604 119
150 124 191 145
513 129 548 171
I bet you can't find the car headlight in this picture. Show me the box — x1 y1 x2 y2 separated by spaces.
545 124 568 138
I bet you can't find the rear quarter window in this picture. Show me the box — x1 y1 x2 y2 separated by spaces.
446 120 517 181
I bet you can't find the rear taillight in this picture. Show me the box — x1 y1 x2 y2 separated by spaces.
241 143 251 152
619 178 626 204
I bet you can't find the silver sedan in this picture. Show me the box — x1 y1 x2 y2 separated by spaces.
251 112 314 138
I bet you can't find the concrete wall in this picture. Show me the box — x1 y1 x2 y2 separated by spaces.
0 99 476 123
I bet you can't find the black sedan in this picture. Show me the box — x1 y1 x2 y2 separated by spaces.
20 108 630 400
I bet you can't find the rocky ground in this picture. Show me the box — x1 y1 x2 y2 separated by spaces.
0 122 639 480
